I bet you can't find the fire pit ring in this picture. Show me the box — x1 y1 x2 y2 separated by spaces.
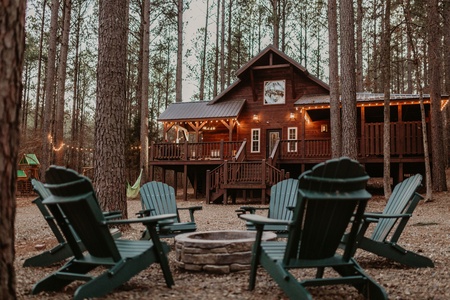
174 230 277 273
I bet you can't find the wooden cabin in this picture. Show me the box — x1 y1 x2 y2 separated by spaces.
17 153 40 194
150 45 449 203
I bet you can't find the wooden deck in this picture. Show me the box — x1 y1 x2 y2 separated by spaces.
148 121 427 203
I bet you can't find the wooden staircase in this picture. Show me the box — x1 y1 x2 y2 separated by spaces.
206 159 287 204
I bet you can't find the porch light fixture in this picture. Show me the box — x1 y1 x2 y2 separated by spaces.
289 112 296 121
253 114 260 122
321 124 328 133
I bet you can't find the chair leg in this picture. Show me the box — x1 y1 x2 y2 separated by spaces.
315 267 324 278
147 225 174 287
23 243 72 267
359 238 434 268
249 227 264 290
333 260 388 300
32 260 95 295
260 256 313 300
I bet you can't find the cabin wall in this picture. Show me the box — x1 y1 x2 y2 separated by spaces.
213 69 329 160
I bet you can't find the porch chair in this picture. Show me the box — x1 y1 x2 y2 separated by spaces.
32 166 175 300
23 179 121 267
343 173 434 268
138 181 202 238
236 178 298 237
239 157 387 300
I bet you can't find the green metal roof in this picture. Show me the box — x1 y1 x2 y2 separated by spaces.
17 170 27 178
19 154 40 165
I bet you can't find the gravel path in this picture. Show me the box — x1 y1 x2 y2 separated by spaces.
14 189 450 299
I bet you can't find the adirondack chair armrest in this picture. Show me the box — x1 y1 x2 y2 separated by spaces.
363 212 412 223
236 206 268 215
136 208 155 218
239 214 292 226
103 210 123 220
178 206 202 222
105 213 177 226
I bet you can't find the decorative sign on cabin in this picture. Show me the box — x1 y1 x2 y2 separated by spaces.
264 80 285 104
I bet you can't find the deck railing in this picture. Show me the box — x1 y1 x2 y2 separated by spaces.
151 122 426 162
207 160 285 192
277 121 425 159
151 140 244 161
363 121 424 156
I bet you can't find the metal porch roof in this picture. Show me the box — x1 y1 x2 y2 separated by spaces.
158 99 246 121
295 93 434 106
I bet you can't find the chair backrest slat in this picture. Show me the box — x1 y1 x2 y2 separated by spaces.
44 166 121 261
371 174 422 241
285 157 371 263
269 178 299 221
140 181 179 222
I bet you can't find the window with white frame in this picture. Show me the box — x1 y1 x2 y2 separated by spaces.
251 129 260 153
287 127 297 152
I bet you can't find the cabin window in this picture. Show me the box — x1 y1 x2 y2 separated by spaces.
251 129 260 153
287 127 297 152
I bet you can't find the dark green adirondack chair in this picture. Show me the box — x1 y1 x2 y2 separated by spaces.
139 181 202 238
32 166 175 300
23 179 121 267
236 178 298 237
347 173 434 268
240 157 388 300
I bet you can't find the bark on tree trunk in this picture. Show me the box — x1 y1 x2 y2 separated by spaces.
382 0 392 198
0 1 25 298
328 0 341 158
94 0 129 216
41 0 60 179
141 0 150 182
199 0 209 100
340 0 358 159
55 0 71 166
428 0 447 191
176 0 183 102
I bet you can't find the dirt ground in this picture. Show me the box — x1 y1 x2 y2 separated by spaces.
13 180 450 299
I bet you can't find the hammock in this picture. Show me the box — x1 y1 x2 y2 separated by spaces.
126 169 143 199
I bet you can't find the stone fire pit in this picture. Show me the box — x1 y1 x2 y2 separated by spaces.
174 230 277 274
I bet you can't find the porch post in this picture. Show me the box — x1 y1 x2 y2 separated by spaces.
261 159 266 204
183 164 188 201
361 106 366 157
301 109 306 159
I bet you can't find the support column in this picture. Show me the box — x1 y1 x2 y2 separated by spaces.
183 164 188 201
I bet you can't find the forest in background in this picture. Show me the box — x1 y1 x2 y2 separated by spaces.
20 0 449 180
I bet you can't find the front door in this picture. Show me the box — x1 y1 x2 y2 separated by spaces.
266 129 281 157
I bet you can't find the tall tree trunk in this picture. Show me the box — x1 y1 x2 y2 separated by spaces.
382 0 392 198
220 0 226 91
213 0 220 97
270 0 279 48
199 0 209 100
443 0 450 166
70 2 81 170
226 0 233 87
340 0 357 159
34 0 47 131
175 0 183 102
141 0 150 182
328 0 341 158
428 0 447 191
94 0 129 216
41 0 60 179
405 0 433 199
0 1 25 298
55 0 72 166
356 0 364 92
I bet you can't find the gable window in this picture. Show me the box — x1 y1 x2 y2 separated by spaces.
264 80 286 104
251 128 261 153
287 127 297 152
